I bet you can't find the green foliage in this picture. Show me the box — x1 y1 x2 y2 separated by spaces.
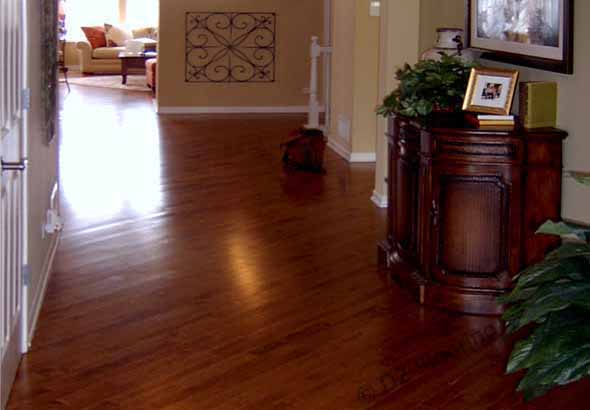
568 171 590 186
500 216 590 401
376 54 475 118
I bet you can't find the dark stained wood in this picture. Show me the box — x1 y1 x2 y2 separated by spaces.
6 85 588 409
379 114 567 316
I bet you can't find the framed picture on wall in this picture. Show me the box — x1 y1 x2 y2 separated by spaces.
465 0 574 74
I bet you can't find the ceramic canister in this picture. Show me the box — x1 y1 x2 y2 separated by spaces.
421 28 478 62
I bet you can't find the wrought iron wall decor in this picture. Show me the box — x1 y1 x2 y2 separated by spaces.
185 12 276 83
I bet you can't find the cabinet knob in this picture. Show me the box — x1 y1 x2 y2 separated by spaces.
431 200 440 226
387 251 401 267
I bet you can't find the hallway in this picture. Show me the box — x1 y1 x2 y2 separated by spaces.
6 85 588 409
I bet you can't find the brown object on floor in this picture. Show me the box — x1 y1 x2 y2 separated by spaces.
379 114 567 315
7 85 589 409
281 127 326 173
146 58 157 95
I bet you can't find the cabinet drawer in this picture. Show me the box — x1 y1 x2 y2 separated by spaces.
435 138 523 163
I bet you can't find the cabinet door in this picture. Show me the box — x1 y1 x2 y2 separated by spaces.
430 167 518 289
393 154 420 259
390 124 420 262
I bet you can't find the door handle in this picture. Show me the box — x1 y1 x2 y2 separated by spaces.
431 200 440 226
1 159 27 172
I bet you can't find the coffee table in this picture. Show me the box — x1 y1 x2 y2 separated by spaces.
118 52 157 85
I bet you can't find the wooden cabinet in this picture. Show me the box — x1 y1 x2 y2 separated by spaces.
378 114 567 315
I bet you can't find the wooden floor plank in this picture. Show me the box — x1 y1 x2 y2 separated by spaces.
6 84 588 409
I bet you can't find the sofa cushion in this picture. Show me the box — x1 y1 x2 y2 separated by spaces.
92 46 126 59
81 26 107 49
132 27 158 40
104 23 133 47
126 38 157 53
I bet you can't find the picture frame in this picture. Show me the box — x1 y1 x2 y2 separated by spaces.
465 0 574 74
462 67 519 115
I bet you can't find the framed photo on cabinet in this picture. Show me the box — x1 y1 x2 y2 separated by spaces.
466 0 574 74
463 67 519 115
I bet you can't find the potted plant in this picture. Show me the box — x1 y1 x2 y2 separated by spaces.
499 171 590 401
377 54 475 118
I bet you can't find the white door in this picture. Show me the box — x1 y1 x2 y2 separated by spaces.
0 0 26 408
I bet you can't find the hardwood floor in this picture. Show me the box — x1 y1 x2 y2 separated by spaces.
7 85 588 409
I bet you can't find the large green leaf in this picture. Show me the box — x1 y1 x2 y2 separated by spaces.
569 171 590 186
499 256 590 305
537 221 590 242
500 212 590 400
505 282 590 332
517 346 590 400
507 337 535 374
545 242 590 261
509 312 590 373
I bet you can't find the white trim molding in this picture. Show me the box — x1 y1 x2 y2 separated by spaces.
350 152 376 163
371 190 388 208
326 136 351 161
156 106 324 115
326 136 376 163
27 231 60 347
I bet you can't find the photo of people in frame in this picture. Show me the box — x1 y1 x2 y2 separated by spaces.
481 83 504 100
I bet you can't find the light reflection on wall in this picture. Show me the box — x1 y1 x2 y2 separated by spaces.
60 93 163 219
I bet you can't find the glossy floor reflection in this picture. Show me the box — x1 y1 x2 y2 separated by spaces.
7 84 589 409
59 88 163 226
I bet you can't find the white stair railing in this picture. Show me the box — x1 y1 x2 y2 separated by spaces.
305 36 332 130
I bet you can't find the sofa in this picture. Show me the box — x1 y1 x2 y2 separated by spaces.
76 25 157 74
76 41 124 74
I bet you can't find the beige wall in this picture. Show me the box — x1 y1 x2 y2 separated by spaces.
374 0 421 200
27 5 60 328
329 0 380 156
352 0 380 154
157 0 324 108
329 0 355 153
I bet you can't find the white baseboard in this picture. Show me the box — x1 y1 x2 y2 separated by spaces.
27 231 61 347
350 152 377 163
157 106 324 115
326 136 376 163
326 136 351 161
371 190 388 208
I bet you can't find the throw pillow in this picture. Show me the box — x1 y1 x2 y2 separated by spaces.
104 23 133 47
132 27 157 40
81 26 107 49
